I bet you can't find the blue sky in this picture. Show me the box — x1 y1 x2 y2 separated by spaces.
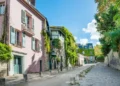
36 0 100 45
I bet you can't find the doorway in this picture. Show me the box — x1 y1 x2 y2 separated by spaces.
14 55 22 74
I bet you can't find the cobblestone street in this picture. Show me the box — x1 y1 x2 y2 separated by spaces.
80 63 120 86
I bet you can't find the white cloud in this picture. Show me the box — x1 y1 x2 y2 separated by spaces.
79 38 88 45
96 42 101 45
83 19 100 40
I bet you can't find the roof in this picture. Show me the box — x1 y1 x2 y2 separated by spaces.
19 0 46 21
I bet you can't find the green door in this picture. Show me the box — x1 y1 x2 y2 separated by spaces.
14 55 22 74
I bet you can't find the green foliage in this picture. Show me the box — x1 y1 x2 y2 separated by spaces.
94 45 103 57
41 29 50 53
94 45 104 61
61 27 78 66
0 43 12 62
95 1 120 56
56 57 60 62
52 39 61 49
78 48 94 56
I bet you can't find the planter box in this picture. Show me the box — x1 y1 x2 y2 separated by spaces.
0 78 5 86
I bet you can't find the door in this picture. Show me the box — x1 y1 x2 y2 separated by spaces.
14 55 22 74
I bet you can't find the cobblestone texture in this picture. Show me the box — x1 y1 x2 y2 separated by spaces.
80 63 120 86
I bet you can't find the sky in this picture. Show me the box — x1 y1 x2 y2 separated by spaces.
36 0 100 46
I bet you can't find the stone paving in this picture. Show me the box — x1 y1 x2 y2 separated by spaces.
80 63 120 86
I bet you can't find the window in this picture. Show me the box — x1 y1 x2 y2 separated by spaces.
52 31 58 35
10 26 22 47
32 37 40 51
0 3 5 14
26 15 30 28
22 32 26 47
52 36 59 39
15 30 21 46
21 10 33 30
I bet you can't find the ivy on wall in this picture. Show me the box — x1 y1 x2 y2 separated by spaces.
78 48 94 56
61 27 78 66
41 29 51 53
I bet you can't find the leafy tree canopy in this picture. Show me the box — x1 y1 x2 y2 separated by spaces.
95 0 120 56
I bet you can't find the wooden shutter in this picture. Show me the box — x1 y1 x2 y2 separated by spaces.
10 26 15 44
22 33 26 47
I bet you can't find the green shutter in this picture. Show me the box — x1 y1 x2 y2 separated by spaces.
32 18 34 31
21 10 26 24
10 26 15 44
38 41 41 52
22 33 26 47
32 37 35 50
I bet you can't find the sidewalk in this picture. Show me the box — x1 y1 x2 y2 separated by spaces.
5 64 95 86
5 67 78 85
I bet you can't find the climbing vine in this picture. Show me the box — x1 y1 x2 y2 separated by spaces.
41 29 51 53
61 27 78 66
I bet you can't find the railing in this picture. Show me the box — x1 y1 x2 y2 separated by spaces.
21 24 34 36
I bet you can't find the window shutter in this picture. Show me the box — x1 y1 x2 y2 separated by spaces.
10 26 15 44
0 6 1 14
32 37 35 50
22 33 26 47
1 5 4 14
32 18 34 32
21 10 26 24
38 40 41 52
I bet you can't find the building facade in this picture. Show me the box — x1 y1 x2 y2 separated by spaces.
50 26 65 69
77 43 95 63
0 0 47 76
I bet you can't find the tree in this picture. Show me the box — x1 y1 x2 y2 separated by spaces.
94 45 103 56
95 0 120 56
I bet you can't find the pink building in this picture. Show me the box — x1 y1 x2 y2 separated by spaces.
0 0 47 76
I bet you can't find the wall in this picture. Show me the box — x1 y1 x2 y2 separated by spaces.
78 54 84 66
104 50 120 70
0 63 7 77
8 0 44 75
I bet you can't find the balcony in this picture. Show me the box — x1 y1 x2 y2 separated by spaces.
21 24 34 36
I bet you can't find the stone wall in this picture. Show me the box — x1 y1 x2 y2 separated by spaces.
104 50 120 70
0 63 7 77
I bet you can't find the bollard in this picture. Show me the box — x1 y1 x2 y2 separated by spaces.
23 74 28 82
0 78 5 86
